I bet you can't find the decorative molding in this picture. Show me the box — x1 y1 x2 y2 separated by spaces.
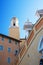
35 18 43 31
27 30 34 46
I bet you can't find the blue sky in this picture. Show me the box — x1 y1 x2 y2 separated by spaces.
0 0 43 38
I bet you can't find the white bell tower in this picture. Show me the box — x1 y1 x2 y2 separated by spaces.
9 17 20 40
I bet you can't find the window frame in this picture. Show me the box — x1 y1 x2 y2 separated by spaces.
0 45 3 51
8 47 11 53
7 57 11 64
2 37 4 41
15 41 19 45
14 49 19 56
8 39 11 43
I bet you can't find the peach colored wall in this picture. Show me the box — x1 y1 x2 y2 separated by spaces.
0 36 20 65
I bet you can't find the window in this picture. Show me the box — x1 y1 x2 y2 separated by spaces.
39 38 43 48
38 36 43 53
14 49 19 56
13 23 15 26
8 39 11 43
7 57 11 64
40 59 43 65
0 45 3 51
2 37 4 41
8 48 11 52
15 41 18 45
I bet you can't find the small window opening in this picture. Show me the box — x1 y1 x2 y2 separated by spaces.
13 23 15 26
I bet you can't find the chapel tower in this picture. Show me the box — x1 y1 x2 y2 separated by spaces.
9 17 20 39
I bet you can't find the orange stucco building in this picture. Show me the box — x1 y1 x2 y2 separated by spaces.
0 34 21 65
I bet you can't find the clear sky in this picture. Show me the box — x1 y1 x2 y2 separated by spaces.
0 0 43 38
